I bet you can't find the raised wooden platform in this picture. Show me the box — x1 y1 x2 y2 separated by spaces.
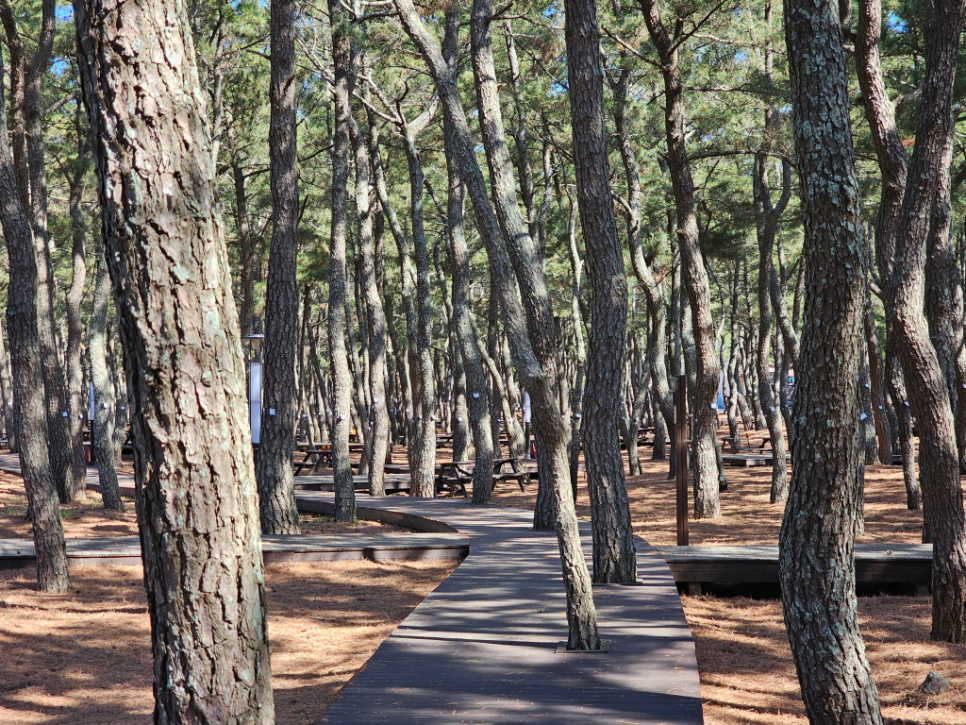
659 543 931 588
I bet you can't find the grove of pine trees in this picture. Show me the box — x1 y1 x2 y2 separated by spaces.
0 0 964 719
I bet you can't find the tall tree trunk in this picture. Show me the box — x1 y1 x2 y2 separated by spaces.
889 0 966 642
565 200 587 490
440 13 495 503
65 144 90 501
327 0 358 521
778 0 884 716
74 0 275 720
352 117 390 496
394 0 600 649
89 239 123 510
753 155 788 503
0 45 69 592
0 316 15 450
564 0 636 583
469 0 575 530
257 0 302 534
639 0 721 516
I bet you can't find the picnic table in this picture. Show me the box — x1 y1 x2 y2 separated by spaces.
294 473 411 493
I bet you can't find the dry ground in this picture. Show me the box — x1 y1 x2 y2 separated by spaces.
0 560 457 725
2 445 962 723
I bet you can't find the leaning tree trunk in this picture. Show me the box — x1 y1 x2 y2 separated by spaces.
778 0 884 717
0 71 69 593
889 0 966 642
89 239 123 511
395 0 600 649
74 0 276 720
565 0 637 583
639 0 721 514
327 0 358 522
440 13 495 503
256 0 302 535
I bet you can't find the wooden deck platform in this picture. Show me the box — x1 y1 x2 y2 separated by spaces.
659 543 931 588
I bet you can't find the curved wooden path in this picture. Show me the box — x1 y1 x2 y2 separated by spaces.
0 454 704 724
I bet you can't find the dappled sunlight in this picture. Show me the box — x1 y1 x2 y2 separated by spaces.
0 560 456 725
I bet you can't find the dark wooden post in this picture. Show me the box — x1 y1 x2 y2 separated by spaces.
674 374 689 546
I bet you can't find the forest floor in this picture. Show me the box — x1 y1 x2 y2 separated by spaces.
1 446 963 723
486 450 964 724
0 559 456 725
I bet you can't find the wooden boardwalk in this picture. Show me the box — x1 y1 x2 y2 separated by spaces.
301 493 704 725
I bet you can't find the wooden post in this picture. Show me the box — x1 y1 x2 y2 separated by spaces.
674 375 689 546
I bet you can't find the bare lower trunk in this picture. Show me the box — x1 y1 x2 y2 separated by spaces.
74 0 275 718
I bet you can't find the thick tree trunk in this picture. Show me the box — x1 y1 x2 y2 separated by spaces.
74 0 275 719
395 0 600 648
639 0 720 514
565 0 636 583
89 240 123 510
0 60 70 592
327 0 358 522
778 0 884 717
256 0 302 534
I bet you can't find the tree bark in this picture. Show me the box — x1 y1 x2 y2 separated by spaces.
0 43 69 592
564 0 637 583
74 0 275 719
889 0 966 642
638 0 721 514
327 0 358 522
256 0 302 534
89 238 123 510
778 0 884 716
394 0 600 648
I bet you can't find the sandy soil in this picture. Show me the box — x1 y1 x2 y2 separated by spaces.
0 559 457 725
0 470 409 538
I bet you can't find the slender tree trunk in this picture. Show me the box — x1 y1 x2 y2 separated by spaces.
440 14 495 502
351 118 390 496
778 0 884 716
65 148 89 501
395 0 600 648
565 0 636 583
0 48 69 592
639 0 721 516
74 0 275 719
256 0 302 534
89 238 123 510
327 0 357 521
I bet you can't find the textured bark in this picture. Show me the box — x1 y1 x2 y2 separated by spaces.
89 240 123 511
65 146 90 501
395 0 600 648
864 302 892 465
233 157 257 337
73 0 275 720
328 0 357 522
469 0 575 529
566 201 587 490
441 12 495 503
565 0 637 583
889 0 966 641
753 155 789 503
352 118 390 496
778 0 884 717
256 0 302 534
0 46 69 592
639 0 720 514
